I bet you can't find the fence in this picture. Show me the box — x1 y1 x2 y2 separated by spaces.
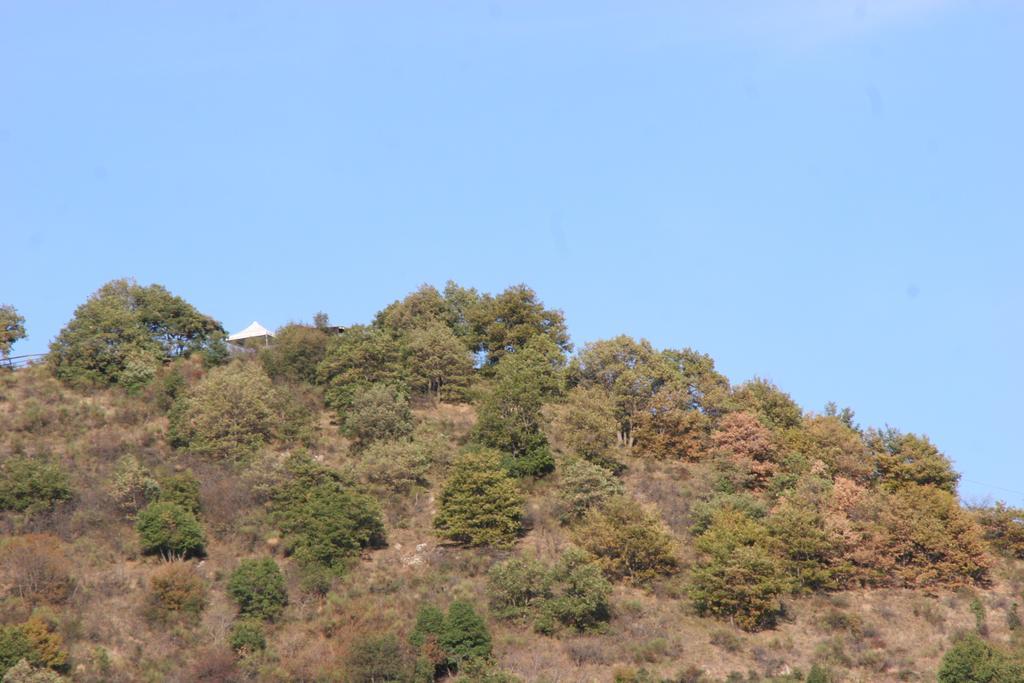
0 353 46 370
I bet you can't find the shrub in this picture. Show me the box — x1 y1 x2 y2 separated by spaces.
345 633 408 682
973 502 1024 559
168 362 315 460
806 665 833 683
631 387 708 460
228 620 266 655
688 509 787 632
410 605 447 676
1 658 65 682
259 323 329 384
135 501 206 559
342 383 414 449
227 558 287 621
0 458 71 513
574 496 679 585
159 470 201 515
356 428 443 494
271 454 385 575
0 535 74 604
108 456 160 513
487 557 552 621
689 492 767 536
434 449 523 548
937 633 1022 682
557 457 623 521
0 618 67 679
536 548 613 634
48 279 224 389
145 562 207 623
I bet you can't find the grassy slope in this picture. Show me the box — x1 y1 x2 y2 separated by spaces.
1 366 1021 682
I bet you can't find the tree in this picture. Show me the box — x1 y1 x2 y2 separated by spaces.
661 347 732 416
404 321 475 401
260 323 329 384
551 386 619 464
537 547 613 634
709 412 778 489
487 556 553 621
342 383 414 449
0 618 67 678
469 284 571 366
135 501 206 559
48 279 224 389
689 509 787 631
227 558 288 621
439 601 492 671
0 458 71 513
557 457 623 521
973 502 1024 559
345 634 408 682
631 386 709 460
317 325 406 410
731 378 803 430
271 454 385 576
568 336 675 448
168 362 315 460
108 456 160 514
356 427 444 494
229 620 266 655
472 342 560 476
159 470 201 515
0 305 26 360
0 535 74 605
434 449 523 547
1 658 66 682
868 428 959 493
574 496 679 585
145 562 207 624
938 633 1023 682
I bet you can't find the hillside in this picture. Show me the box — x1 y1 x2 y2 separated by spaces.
1 281 1023 683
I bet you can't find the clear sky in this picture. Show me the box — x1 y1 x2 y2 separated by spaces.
2 2 1021 503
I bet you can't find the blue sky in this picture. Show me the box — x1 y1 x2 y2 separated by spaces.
2 2 1021 502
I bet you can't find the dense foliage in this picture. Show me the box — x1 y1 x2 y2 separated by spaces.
227 558 288 621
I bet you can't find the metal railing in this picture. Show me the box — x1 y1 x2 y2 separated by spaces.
0 353 47 370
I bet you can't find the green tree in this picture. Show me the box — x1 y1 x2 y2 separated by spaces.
168 362 314 460
472 342 561 476
439 601 492 671
937 633 1023 682
404 321 475 401
0 458 71 513
228 620 266 655
537 547 613 634
552 386 619 464
260 323 329 384
731 378 803 430
108 456 160 514
318 325 406 410
159 470 201 515
557 457 623 521
568 336 675 448
342 383 414 449
227 558 288 621
869 428 959 493
661 347 732 416
0 305 26 360
271 454 385 576
574 496 679 585
48 279 224 389
135 501 206 559
973 502 1024 559
487 556 552 621
631 386 709 460
468 284 571 366
434 449 523 547
689 509 787 631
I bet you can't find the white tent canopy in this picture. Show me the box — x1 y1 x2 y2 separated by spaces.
228 321 274 344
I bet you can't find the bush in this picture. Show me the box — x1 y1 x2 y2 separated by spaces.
973 502 1024 559
135 501 206 559
439 601 492 671
356 427 444 494
557 457 623 521
227 558 288 621
271 454 385 575
434 449 523 548
345 633 408 682
0 618 67 679
145 562 207 623
0 458 71 513
1 658 65 682
168 362 315 460
574 496 679 585
108 456 160 514
688 509 787 631
937 633 1022 682
342 383 414 449
537 548 613 634
228 620 266 655
551 386 619 462
487 557 552 621
631 387 708 460
0 535 74 605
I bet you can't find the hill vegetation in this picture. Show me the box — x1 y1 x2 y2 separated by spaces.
1 281 1023 682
